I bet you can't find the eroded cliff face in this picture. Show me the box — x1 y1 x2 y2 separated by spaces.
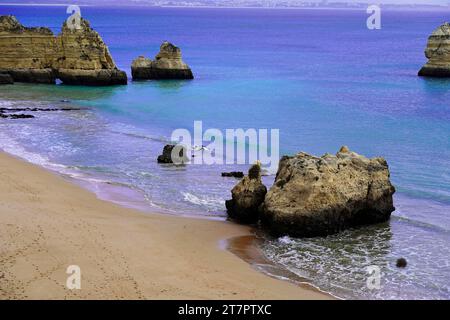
0 16 56 83
419 23 450 77
0 15 127 85
131 41 194 80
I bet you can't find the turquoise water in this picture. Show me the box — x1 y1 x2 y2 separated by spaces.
0 6 450 299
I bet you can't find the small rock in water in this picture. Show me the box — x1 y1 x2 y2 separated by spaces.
9 114 35 119
396 258 407 268
0 112 34 119
221 172 244 178
157 144 188 164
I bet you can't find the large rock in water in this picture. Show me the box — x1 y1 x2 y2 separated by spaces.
225 163 267 224
419 23 450 77
0 15 127 85
131 42 194 80
261 147 396 237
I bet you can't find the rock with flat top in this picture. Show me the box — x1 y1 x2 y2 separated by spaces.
260 147 396 237
131 42 194 80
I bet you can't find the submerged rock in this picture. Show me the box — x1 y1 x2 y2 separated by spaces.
8 114 35 119
131 42 194 80
396 258 407 268
225 163 267 224
0 112 34 119
157 144 188 164
0 107 81 119
0 15 127 85
260 147 396 237
221 172 244 178
419 23 450 77
0 73 13 84
0 107 81 113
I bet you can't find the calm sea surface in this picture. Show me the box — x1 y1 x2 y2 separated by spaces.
1 5 450 299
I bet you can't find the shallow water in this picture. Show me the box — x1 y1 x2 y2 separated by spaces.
1 5 450 299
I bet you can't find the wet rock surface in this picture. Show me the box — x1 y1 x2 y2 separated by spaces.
0 107 82 119
225 163 267 224
221 172 244 178
157 144 188 164
0 72 13 84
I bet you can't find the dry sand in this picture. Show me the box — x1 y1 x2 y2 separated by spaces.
0 151 330 300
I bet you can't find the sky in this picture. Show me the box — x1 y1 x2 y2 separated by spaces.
1 0 448 5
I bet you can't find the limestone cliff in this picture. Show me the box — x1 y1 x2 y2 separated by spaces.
0 15 127 85
419 23 450 77
131 41 194 80
0 16 56 83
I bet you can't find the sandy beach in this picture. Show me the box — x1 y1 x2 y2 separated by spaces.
0 151 329 300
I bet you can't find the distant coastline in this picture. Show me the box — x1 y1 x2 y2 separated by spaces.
1 2 449 12
0 3 91 6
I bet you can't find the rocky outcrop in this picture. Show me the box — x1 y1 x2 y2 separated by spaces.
419 23 450 77
0 16 56 83
157 144 188 164
1 114 34 119
4 69 55 84
221 172 244 178
0 73 13 84
131 56 152 80
131 42 194 80
260 147 396 237
225 163 267 224
0 15 127 85
0 107 81 119
55 69 127 86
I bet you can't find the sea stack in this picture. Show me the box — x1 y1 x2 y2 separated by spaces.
0 15 127 85
260 147 396 238
131 41 194 80
418 22 450 77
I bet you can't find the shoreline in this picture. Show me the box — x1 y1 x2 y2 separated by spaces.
226 234 340 299
0 150 331 299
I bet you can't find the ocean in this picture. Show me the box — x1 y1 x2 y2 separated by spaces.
0 5 449 299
